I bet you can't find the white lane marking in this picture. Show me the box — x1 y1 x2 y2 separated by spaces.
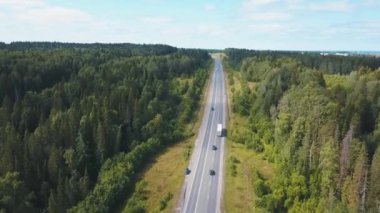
206 102 219 213
192 112 215 212
215 60 223 213
216 58 227 213
207 177 212 202
183 70 215 212
183 62 218 212
183 77 214 212
194 63 220 213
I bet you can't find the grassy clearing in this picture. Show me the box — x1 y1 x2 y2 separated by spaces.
225 118 275 213
223 62 274 213
140 137 194 212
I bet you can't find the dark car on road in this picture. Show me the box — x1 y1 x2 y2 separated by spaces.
209 169 215 176
212 145 217 150
185 168 191 175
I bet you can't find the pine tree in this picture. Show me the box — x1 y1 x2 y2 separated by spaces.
320 137 338 197
96 122 106 164
79 168 91 199
48 190 60 213
47 145 61 185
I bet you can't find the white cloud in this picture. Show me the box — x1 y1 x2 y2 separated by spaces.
0 0 44 9
309 1 353 12
0 0 97 27
17 6 93 26
160 26 193 36
359 22 380 36
197 25 226 37
0 11 5 20
241 0 278 10
204 3 216 12
246 11 292 21
0 0 378 50
247 21 306 37
335 21 380 37
250 23 286 33
362 0 380 7
238 0 359 40
283 0 305 10
243 0 277 6
160 24 227 38
0 0 115 42
0 0 42 4
140 16 172 24
238 0 297 40
143 0 166 3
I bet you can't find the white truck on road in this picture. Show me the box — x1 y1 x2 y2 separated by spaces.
217 124 223 137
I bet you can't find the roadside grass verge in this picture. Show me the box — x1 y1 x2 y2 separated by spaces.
138 137 194 212
223 61 275 213
225 120 275 213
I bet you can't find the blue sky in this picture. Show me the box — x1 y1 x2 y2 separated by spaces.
0 0 379 50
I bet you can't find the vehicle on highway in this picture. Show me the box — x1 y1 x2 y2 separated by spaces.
209 170 215 176
185 168 191 175
181 58 225 212
217 123 223 137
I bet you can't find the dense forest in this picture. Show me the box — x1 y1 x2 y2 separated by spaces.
0 42 210 212
226 49 380 212
225 48 380 75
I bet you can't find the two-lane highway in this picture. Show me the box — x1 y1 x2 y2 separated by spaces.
181 56 227 213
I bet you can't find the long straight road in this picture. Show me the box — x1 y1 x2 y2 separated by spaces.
181 56 227 213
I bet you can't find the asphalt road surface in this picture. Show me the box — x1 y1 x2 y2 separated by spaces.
181 56 227 213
